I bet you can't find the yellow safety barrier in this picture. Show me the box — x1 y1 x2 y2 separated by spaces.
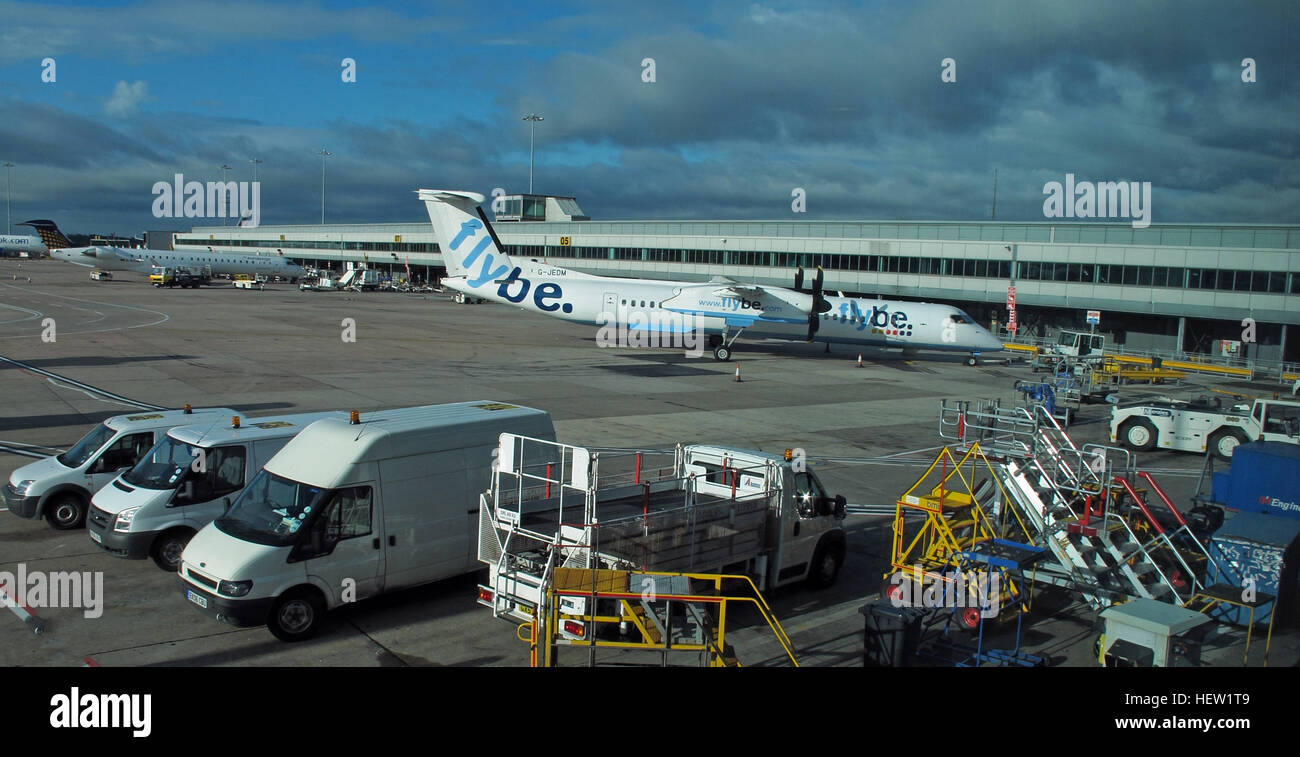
1160 359 1253 378
536 569 799 668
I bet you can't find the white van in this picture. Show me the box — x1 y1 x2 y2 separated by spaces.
87 411 348 572
3 406 239 530
178 401 556 641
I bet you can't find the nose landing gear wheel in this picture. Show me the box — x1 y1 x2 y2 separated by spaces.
713 345 731 362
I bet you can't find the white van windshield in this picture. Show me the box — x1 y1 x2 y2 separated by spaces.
56 423 115 468
215 470 325 547
122 436 197 489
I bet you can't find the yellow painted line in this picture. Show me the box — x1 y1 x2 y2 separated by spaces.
1283 372 1300 382
1002 343 1038 353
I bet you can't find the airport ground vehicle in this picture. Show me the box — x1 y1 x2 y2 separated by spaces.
339 267 380 291
477 436 848 639
178 401 556 641
3 406 239 530
1111 396 1300 460
89 269 112 281
299 270 340 291
88 411 346 571
150 265 206 288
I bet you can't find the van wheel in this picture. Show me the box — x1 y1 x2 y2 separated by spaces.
806 540 844 588
1208 428 1247 461
46 493 87 530
269 589 325 642
151 529 193 572
1119 419 1157 451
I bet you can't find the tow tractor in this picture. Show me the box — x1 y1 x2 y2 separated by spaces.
1111 395 1300 459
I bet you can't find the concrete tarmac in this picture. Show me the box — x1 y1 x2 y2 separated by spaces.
1 259 1293 668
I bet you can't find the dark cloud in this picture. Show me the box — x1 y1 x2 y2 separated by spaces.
0 0 1296 232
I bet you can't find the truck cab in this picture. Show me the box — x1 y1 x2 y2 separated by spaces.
682 445 847 587
3 406 239 529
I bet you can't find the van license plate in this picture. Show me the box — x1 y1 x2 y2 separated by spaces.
89 531 102 544
187 590 208 609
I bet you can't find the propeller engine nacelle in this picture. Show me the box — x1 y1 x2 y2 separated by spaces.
794 266 831 341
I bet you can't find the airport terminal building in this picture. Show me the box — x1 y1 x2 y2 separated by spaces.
174 196 1300 363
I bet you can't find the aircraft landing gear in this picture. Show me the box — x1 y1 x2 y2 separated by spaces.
966 353 980 367
709 330 743 362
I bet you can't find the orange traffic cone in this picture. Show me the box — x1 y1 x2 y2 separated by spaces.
734 365 742 382
856 354 863 368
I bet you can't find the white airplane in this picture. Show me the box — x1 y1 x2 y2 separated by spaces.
27 220 308 282
0 231 47 256
419 189 1005 364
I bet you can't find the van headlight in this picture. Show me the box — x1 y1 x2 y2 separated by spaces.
11 480 35 496
113 506 141 532
218 580 253 597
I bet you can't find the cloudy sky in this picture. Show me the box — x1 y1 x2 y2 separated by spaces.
1 0 1297 235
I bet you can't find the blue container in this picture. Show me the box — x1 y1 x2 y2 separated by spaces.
1221 443 1300 518
1205 512 1300 627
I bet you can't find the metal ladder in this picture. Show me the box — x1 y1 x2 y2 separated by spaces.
937 398 1202 608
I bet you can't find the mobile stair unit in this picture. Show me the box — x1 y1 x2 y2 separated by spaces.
928 399 1220 611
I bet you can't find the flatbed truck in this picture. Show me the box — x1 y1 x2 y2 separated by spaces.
477 436 847 634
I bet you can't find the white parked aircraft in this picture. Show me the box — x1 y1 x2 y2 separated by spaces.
420 189 1004 364
27 219 307 282
0 232 46 256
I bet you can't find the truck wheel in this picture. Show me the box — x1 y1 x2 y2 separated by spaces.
806 541 844 588
45 493 87 530
268 589 325 642
151 529 194 572
1119 419 1157 451
1208 428 1247 461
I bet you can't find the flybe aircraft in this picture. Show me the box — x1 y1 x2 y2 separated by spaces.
420 189 1004 364
25 220 307 282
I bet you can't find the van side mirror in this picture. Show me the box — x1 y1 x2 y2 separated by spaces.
833 494 847 519
222 497 232 511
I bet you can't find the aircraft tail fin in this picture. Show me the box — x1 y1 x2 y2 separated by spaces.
418 189 517 279
20 219 72 250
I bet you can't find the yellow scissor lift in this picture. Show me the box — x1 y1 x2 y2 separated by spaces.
524 568 799 667
886 443 1050 665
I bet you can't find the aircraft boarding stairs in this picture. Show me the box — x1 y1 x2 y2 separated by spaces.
937 399 1215 610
